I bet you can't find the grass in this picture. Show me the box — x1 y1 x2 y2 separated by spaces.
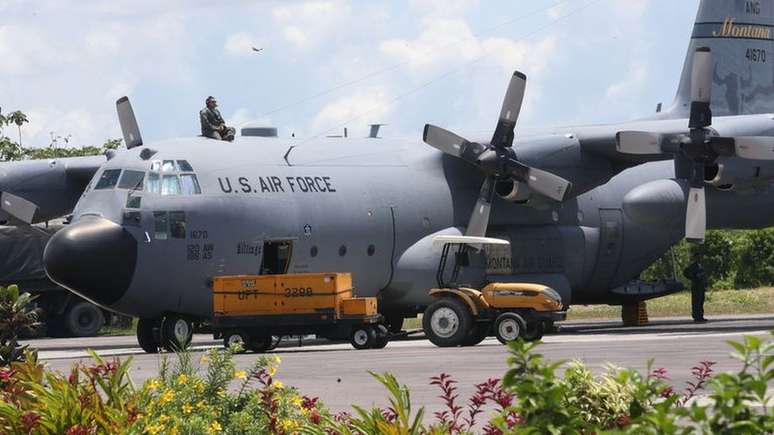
566 287 774 320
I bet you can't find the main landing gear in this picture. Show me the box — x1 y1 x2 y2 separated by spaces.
136 314 194 353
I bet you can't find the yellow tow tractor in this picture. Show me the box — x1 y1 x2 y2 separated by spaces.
211 273 388 352
423 235 567 347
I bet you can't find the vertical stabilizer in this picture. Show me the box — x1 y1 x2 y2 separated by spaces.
668 0 774 117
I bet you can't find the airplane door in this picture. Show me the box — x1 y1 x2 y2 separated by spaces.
589 209 624 291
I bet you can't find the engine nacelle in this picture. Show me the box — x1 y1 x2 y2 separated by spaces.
495 179 531 203
706 158 774 191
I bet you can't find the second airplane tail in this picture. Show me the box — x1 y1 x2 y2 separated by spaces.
667 0 774 117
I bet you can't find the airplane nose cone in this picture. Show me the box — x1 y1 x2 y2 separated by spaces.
44 216 137 306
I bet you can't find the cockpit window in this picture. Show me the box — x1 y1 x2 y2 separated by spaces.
161 175 181 196
177 160 193 172
150 161 161 172
95 169 122 190
162 160 176 172
118 170 145 190
180 174 201 195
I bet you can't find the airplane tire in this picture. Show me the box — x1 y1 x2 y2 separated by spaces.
461 323 489 347
371 324 389 349
63 301 105 337
386 315 405 334
137 318 160 354
350 325 376 350
521 320 545 342
495 312 525 345
161 315 193 352
423 297 473 347
247 335 273 353
223 331 249 353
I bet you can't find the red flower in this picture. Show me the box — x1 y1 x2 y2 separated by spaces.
310 409 321 425
21 412 40 432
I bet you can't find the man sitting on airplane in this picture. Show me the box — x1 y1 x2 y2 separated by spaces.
200 96 235 141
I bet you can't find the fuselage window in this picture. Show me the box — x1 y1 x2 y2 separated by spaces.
169 211 186 239
177 160 194 172
161 175 181 196
118 170 145 190
147 173 161 194
180 174 201 195
150 160 161 172
126 194 141 209
162 160 176 172
95 169 122 190
153 211 168 240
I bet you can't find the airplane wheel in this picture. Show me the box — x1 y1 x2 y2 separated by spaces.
423 297 473 347
161 315 193 351
386 315 405 333
223 331 249 353
137 318 160 354
495 312 525 345
521 320 545 342
461 323 489 347
248 335 273 353
350 325 376 350
63 301 105 337
371 324 389 349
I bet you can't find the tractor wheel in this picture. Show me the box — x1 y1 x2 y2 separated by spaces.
495 312 526 345
223 331 249 353
422 297 473 347
161 315 193 351
63 301 105 337
461 323 489 346
371 324 390 349
137 318 160 354
350 325 376 350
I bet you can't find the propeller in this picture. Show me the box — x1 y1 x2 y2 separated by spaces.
616 47 774 243
423 71 572 237
116 96 143 149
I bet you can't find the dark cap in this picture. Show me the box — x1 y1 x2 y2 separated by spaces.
206 96 217 104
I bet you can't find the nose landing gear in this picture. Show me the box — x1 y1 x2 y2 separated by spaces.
136 314 195 353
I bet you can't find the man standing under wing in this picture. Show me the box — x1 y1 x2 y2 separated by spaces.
200 96 235 141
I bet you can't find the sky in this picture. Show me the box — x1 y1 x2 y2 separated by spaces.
0 0 701 148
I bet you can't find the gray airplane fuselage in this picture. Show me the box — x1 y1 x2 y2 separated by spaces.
62 113 774 320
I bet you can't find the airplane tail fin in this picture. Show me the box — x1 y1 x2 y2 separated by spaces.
667 0 774 117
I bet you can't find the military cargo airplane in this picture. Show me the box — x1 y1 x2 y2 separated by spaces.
1 0 773 352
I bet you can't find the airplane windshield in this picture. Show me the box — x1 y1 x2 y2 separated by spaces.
94 169 121 190
144 160 201 196
118 170 145 190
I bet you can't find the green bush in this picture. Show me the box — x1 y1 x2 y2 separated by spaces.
735 228 774 288
0 285 39 367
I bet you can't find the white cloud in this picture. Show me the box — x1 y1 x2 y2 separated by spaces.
271 1 351 50
606 62 648 99
409 0 479 18
311 88 394 136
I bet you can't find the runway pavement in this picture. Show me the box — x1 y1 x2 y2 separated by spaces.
25 315 774 413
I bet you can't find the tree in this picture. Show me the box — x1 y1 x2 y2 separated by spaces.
6 111 28 147
734 228 774 288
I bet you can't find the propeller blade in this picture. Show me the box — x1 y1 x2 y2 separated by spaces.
507 161 571 202
732 136 774 160
465 177 495 238
423 124 470 158
490 71 527 148
0 192 38 224
616 131 664 155
685 186 706 243
116 96 143 149
689 47 713 129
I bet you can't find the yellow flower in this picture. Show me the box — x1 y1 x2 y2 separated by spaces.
182 403 193 414
176 374 188 385
195 381 205 393
281 419 298 431
217 388 226 398
169 426 179 435
273 380 284 389
268 366 277 377
143 423 164 435
146 379 161 391
196 400 206 409
234 370 247 380
160 389 175 404
291 396 303 407
159 415 169 424
273 355 282 364
207 420 223 434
